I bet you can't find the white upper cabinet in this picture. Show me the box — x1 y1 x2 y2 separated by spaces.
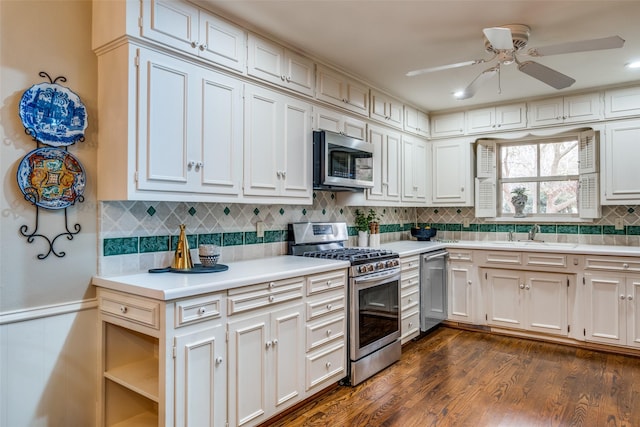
604 86 640 119
404 105 430 138
366 125 401 202
466 103 526 134
140 0 246 72
528 93 602 127
315 65 369 116
429 138 474 206
430 112 465 138
247 34 315 96
312 106 367 140
369 89 403 129
244 84 313 202
602 119 640 204
401 135 428 204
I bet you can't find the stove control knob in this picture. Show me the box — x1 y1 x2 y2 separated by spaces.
385 260 394 268
377 262 385 270
367 264 374 272
358 265 367 274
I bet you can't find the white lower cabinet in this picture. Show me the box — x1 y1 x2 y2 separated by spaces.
484 268 569 336
400 255 421 343
584 256 640 348
228 304 305 427
447 249 477 325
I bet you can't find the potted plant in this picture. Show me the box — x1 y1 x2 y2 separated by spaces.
511 186 528 218
367 209 382 248
354 209 370 247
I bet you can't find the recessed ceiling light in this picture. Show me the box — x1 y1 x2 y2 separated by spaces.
453 90 466 99
625 61 640 69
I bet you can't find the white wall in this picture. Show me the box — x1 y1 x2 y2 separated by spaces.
0 1 98 425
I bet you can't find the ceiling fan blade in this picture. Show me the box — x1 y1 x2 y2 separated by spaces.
483 27 514 50
406 59 484 77
454 66 499 100
518 61 575 89
528 35 625 57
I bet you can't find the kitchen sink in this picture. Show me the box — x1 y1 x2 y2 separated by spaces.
487 241 578 249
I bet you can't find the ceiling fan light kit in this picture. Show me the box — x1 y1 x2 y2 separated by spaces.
407 24 625 99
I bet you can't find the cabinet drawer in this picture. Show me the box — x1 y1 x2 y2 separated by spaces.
482 251 522 266
227 277 304 315
175 294 223 328
99 290 160 329
306 315 345 351
401 270 420 289
306 343 345 390
525 253 567 268
448 250 473 262
307 270 346 296
402 309 420 335
401 286 419 310
585 257 640 272
401 255 420 271
306 294 345 320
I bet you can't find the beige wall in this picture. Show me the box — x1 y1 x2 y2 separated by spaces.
1 1 98 425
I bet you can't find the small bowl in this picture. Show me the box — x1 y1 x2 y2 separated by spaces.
199 254 220 267
411 226 437 241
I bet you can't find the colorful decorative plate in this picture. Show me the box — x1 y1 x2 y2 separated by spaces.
18 83 88 146
16 147 86 210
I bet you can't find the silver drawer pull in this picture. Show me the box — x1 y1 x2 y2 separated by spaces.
623 263 630 269
620 295 626 300
266 340 272 348
326 329 332 336
628 295 634 301
215 356 223 365
326 304 332 310
269 295 275 303
408 322 413 327
198 307 206 315
272 339 278 346
120 306 128 314
269 282 275 288
326 280 332 286
325 361 332 369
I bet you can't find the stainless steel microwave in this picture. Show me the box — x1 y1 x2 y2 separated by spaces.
313 130 374 191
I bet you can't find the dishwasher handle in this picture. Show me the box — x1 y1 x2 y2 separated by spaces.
424 251 448 261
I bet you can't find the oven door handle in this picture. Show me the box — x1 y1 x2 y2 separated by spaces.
353 268 401 286
424 251 448 261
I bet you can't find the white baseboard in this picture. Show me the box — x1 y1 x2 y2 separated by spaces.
0 298 98 325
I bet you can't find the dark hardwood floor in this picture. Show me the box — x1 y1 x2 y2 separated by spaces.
266 327 640 427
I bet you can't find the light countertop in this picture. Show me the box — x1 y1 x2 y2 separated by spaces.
92 256 350 301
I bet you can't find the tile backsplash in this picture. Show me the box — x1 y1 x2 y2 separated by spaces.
98 193 640 276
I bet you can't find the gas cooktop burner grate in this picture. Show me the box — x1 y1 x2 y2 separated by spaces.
302 248 396 262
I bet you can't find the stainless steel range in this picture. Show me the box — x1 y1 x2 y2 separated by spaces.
289 222 402 385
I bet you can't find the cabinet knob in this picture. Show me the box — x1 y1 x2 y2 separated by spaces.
272 339 278 346
199 44 207 51
269 282 275 288
286 76 291 82
620 294 626 300
519 284 525 289
467 280 472 285
460 187 464 192
198 307 206 315
525 285 530 290
187 160 195 169
269 295 275 303
326 303 332 310
326 329 332 336
628 295 634 301
190 41 198 48
281 171 287 179
281 75 286 81
623 263 630 269
215 356 223 365
120 305 128 314
409 321 413 327
195 161 203 170
326 280 332 287
325 361 332 369
266 340 272 348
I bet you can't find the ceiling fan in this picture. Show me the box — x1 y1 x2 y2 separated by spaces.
406 24 625 100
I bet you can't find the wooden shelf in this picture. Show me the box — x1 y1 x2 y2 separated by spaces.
111 411 157 427
104 358 159 402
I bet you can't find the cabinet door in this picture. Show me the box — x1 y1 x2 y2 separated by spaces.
404 105 429 137
199 71 243 195
247 34 285 86
466 108 495 134
448 263 473 323
228 313 269 427
137 49 195 192
367 126 400 202
564 93 602 123
585 272 626 346
370 90 402 129
283 50 315 96
528 97 564 127
496 103 526 130
627 276 640 348
244 85 281 197
485 269 524 329
313 106 367 140
605 86 640 118
280 98 312 199
430 112 465 137
430 139 471 205
174 324 226 427
603 120 640 203
401 136 427 203
345 79 369 116
198 11 246 72
271 305 304 410
141 0 200 53
524 272 568 336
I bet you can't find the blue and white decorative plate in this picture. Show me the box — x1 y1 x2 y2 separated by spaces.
16 147 86 210
18 83 88 147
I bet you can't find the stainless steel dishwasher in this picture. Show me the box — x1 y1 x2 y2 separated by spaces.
420 249 449 332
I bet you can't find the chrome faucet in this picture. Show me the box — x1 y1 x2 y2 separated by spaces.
507 230 514 242
528 224 540 241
